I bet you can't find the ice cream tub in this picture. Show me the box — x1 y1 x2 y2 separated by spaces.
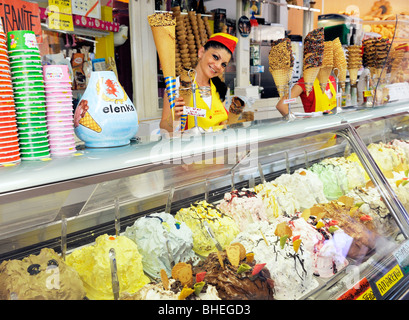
15 106 46 114
16 110 46 118
44 82 71 89
10 64 42 72
45 98 73 105
17 125 48 133
8 49 39 56
0 154 20 164
0 106 16 113
43 65 71 83
0 137 19 145
9 54 41 62
18 136 48 145
0 149 19 157
0 79 13 86
16 115 47 123
44 86 71 93
20 143 50 152
9 60 41 68
11 74 43 81
7 31 39 51
0 115 16 122
17 120 48 129
14 96 45 103
0 132 18 140
46 110 73 118
20 150 50 160
11 71 43 79
0 144 19 153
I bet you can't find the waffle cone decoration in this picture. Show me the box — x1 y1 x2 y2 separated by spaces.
303 66 321 95
332 38 347 91
79 111 102 133
363 37 390 81
270 68 292 98
303 28 324 95
347 45 362 86
317 41 334 93
148 13 176 78
269 38 294 98
390 44 407 82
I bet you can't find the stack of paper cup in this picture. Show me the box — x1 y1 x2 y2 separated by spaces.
43 65 75 156
7 30 50 160
0 26 20 165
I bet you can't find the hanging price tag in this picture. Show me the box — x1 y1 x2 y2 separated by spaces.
284 98 296 104
364 90 373 97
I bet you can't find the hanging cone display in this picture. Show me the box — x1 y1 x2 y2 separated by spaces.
302 28 324 95
317 41 333 93
346 45 362 86
268 38 294 98
332 37 347 91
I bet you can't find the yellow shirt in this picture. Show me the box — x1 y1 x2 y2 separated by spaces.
185 80 228 130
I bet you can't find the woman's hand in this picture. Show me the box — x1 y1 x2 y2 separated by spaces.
172 96 185 121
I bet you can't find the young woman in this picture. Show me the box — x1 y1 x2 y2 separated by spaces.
159 33 238 132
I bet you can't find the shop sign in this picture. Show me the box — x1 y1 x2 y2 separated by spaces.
47 0 74 31
0 0 42 42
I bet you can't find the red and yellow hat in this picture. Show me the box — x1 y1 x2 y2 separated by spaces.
207 33 238 54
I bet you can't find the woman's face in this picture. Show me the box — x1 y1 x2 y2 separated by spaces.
197 46 231 79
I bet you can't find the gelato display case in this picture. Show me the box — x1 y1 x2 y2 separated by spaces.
2 100 409 300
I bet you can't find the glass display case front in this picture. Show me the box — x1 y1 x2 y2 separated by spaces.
2 104 409 300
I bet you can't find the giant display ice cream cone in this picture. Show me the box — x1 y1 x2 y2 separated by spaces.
303 67 320 95
349 68 359 86
302 28 324 95
333 38 347 91
269 38 294 99
148 13 176 78
270 68 291 98
317 41 333 93
317 66 332 94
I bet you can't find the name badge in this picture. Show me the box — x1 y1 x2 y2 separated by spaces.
183 106 207 118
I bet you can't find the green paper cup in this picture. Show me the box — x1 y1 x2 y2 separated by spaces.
7 30 39 51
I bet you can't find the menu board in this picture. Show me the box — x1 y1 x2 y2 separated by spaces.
72 0 101 20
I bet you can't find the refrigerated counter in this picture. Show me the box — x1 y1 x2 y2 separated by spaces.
2 101 409 300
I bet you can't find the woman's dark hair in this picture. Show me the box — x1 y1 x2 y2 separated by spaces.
203 41 232 102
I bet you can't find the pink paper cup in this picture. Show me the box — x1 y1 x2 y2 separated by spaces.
43 65 71 83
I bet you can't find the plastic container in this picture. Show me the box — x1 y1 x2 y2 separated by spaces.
7 30 39 51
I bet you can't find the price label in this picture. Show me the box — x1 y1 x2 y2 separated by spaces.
394 240 409 274
364 90 373 97
183 106 206 118
375 264 404 296
284 98 296 104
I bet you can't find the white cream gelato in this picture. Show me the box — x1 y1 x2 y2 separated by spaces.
274 168 327 210
217 189 268 231
124 212 199 279
233 220 319 300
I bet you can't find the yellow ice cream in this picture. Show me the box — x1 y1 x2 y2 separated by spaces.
66 234 149 300
175 200 240 257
